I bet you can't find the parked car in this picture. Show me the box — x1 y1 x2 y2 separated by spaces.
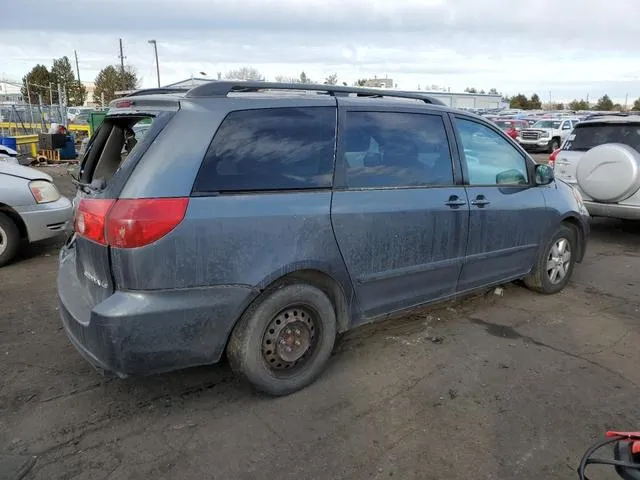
57 82 590 396
553 114 640 220
0 144 19 165
517 118 580 153
493 118 529 139
67 107 92 122
0 164 72 266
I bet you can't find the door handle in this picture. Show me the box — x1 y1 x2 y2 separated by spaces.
445 195 466 208
471 195 490 207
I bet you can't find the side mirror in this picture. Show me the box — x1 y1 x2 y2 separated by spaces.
535 164 555 185
496 169 527 185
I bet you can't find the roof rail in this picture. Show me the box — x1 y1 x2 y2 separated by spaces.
184 81 446 106
125 87 190 97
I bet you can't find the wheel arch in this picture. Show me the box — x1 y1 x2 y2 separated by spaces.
0 203 27 239
560 215 586 262
253 268 354 334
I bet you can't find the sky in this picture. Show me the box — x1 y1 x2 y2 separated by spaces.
2 0 640 104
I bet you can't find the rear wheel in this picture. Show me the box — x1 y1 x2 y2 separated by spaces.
226 283 337 396
524 224 577 294
0 213 21 267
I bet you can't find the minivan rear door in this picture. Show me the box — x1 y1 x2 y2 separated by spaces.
331 103 469 320
59 111 173 323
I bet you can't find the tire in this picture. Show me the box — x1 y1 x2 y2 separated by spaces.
226 283 337 396
0 212 21 267
548 138 560 154
524 224 577 294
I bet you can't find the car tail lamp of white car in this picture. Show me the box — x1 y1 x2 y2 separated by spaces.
548 148 561 169
29 180 61 204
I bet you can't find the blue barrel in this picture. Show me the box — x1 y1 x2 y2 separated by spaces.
60 135 76 160
0 137 17 151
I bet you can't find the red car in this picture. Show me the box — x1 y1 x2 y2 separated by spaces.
493 119 529 139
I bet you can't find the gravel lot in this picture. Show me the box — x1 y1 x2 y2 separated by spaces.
1 161 639 480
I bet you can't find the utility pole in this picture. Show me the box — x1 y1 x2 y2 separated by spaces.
148 39 160 87
57 83 66 126
49 82 53 105
25 81 35 129
624 93 628 111
74 50 81 84
118 38 125 73
74 50 82 107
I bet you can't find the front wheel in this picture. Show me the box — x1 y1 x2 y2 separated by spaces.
0 213 21 267
548 138 560 153
226 283 337 396
524 224 577 294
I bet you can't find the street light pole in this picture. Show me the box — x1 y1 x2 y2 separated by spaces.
148 39 160 87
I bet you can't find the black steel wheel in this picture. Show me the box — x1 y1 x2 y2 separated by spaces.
227 283 337 396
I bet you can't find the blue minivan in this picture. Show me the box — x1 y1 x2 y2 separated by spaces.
58 82 589 395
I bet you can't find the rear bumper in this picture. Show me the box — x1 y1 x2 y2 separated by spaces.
15 196 72 242
584 201 640 220
59 283 257 376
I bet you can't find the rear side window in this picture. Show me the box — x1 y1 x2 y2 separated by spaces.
342 111 454 189
194 107 336 193
564 123 640 152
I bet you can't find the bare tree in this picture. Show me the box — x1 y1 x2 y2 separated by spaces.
324 73 338 85
299 71 312 84
274 75 299 83
224 66 264 81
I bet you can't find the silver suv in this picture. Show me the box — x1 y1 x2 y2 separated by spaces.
553 114 640 220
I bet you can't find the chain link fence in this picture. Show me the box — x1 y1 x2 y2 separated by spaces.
0 102 69 136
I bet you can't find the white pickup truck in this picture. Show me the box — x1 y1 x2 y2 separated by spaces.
517 118 580 153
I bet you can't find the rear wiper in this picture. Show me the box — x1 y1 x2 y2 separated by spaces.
66 165 105 192
70 177 106 193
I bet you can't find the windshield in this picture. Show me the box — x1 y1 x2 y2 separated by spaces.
533 120 561 129
564 122 640 151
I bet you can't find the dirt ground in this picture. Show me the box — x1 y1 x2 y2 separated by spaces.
1 163 639 480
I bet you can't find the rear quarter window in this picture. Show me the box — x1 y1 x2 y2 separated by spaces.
193 107 336 193
564 123 640 152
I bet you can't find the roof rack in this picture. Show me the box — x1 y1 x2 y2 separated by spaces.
125 87 190 97
583 112 634 120
184 81 446 106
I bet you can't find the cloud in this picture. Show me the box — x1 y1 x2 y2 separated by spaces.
2 0 640 102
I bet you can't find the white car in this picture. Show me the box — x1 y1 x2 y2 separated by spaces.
0 164 73 266
0 144 19 165
553 114 640 220
517 118 580 153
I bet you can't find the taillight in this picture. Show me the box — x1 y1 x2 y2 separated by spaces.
106 198 189 248
548 148 561 168
74 198 188 248
75 199 115 245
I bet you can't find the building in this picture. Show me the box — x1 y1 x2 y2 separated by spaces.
364 76 394 89
0 81 23 103
418 90 503 110
82 82 97 107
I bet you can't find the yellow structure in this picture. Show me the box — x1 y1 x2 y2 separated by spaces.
13 134 39 158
